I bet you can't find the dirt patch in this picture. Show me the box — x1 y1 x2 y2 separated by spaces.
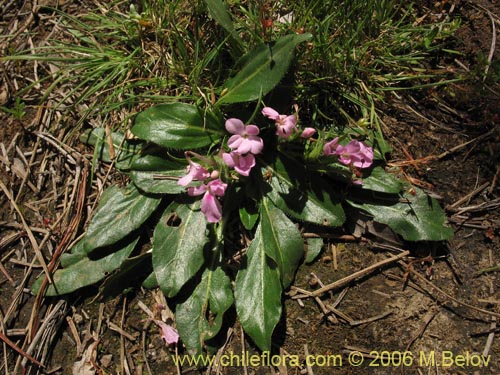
1 1 499 375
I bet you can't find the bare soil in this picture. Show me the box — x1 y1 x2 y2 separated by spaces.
1 1 499 374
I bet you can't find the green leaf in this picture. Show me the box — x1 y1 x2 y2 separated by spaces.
266 156 345 226
84 185 161 253
60 238 87 268
130 156 187 194
142 271 158 289
217 33 312 105
98 252 152 297
239 204 259 231
260 198 303 288
131 103 223 149
361 166 402 194
348 187 454 241
153 201 209 298
80 128 142 170
304 238 324 264
176 266 233 355
32 236 138 296
235 221 282 351
131 171 186 194
204 0 243 49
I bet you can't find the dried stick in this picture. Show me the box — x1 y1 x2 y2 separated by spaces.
309 251 410 297
401 261 500 319
0 180 52 283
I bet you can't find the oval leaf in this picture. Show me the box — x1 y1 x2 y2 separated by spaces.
235 221 282 351
360 166 402 194
32 236 138 296
266 156 345 226
261 197 303 288
348 187 454 241
84 185 161 253
176 266 233 355
153 201 209 298
131 103 223 149
217 33 312 104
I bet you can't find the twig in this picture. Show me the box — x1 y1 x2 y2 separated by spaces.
482 318 496 358
20 300 67 369
404 308 439 351
401 261 500 318
309 251 410 297
483 9 497 81
0 331 44 368
0 259 15 285
0 180 52 284
349 310 393 327
304 344 314 375
447 181 490 211
489 164 500 194
241 325 248 375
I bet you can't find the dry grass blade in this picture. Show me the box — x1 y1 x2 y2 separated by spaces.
0 180 52 284
0 331 44 369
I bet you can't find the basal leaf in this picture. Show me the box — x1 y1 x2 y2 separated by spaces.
304 238 324 264
261 197 303 288
131 170 186 194
235 221 282 351
131 103 223 149
217 33 312 105
239 204 259 231
32 236 138 296
130 154 187 193
348 187 454 241
80 128 142 170
60 238 87 268
361 166 402 194
84 185 161 253
153 201 209 298
266 156 345 226
176 266 233 355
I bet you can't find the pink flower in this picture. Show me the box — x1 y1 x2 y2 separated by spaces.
262 107 298 139
178 161 210 186
300 127 316 139
226 118 264 155
336 140 374 168
323 137 340 156
188 179 227 223
154 320 179 346
222 151 256 176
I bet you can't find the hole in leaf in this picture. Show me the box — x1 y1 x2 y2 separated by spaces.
165 212 182 227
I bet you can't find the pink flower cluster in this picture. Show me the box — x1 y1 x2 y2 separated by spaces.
323 137 374 169
178 106 373 224
222 118 263 176
178 158 227 223
262 107 316 139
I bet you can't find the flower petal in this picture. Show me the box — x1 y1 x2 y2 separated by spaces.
227 134 243 150
323 137 340 156
245 124 260 135
262 107 280 120
187 184 207 196
222 152 235 168
201 193 223 223
301 127 316 138
225 118 245 135
154 320 179 346
207 179 227 196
